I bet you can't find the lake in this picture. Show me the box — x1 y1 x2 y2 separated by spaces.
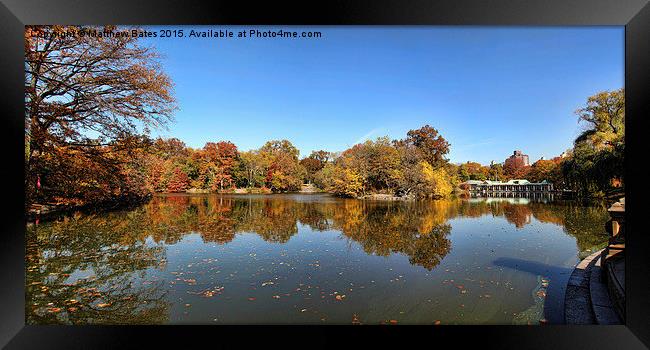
26 193 610 325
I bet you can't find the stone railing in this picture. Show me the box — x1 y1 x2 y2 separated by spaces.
605 197 625 249
602 197 625 321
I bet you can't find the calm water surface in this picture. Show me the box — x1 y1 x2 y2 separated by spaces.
26 194 609 325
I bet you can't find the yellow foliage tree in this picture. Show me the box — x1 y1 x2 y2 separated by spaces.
331 168 364 198
417 161 452 199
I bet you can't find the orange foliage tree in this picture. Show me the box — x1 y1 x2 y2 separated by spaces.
25 25 176 207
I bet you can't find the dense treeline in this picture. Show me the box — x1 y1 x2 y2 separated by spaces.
145 138 306 193
314 126 454 198
122 87 624 201
24 25 624 210
115 124 454 199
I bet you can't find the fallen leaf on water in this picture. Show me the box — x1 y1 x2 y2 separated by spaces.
352 314 361 325
47 307 62 313
97 303 111 308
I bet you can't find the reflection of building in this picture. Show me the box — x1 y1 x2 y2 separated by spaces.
505 150 530 168
463 179 554 193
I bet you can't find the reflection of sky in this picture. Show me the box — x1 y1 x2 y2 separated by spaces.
140 213 584 324
63 268 95 285
29 196 609 325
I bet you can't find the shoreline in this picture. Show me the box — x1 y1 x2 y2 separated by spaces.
26 195 152 222
27 189 608 224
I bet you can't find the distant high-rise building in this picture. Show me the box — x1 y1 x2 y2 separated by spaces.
505 150 530 169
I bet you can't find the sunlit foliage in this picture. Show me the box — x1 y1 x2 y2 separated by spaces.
562 88 625 197
25 25 177 208
24 25 622 206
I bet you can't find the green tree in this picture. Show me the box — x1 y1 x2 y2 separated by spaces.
575 88 624 149
563 88 625 196
313 162 336 190
233 151 266 188
488 162 504 182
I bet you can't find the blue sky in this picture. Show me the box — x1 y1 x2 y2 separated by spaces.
141 26 623 165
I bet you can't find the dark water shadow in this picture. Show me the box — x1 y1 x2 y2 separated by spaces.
493 257 574 324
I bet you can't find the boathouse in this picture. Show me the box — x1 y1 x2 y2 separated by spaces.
462 179 554 193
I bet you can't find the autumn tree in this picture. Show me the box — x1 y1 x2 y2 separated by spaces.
330 168 365 198
146 153 168 192
203 141 239 191
528 159 558 183
403 125 450 168
314 126 454 199
147 138 192 192
25 25 176 207
259 140 305 192
407 162 453 198
309 150 334 164
336 137 402 194
152 138 187 159
361 137 402 191
166 167 189 192
300 150 333 184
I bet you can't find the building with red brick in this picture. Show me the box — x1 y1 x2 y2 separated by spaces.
505 150 530 168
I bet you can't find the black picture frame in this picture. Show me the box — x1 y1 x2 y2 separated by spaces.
1 0 648 348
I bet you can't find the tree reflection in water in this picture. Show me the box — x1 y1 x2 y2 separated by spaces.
26 216 170 324
26 194 609 324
